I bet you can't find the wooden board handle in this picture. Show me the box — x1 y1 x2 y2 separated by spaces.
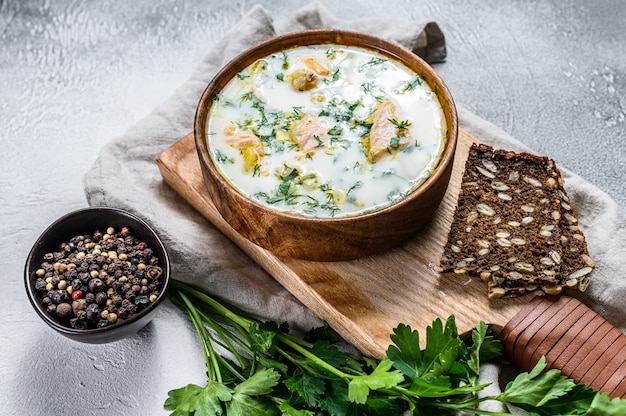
500 295 626 398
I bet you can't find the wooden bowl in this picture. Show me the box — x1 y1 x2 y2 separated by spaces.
195 29 458 261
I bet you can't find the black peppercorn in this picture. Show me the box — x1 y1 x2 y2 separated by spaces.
70 318 88 329
135 295 149 310
65 268 78 280
85 303 101 322
49 290 69 304
95 292 107 306
72 299 88 315
111 281 122 293
120 283 131 295
88 278 105 293
35 278 47 291
126 303 137 314
85 292 95 304
111 295 123 307
117 307 128 319
56 303 72 321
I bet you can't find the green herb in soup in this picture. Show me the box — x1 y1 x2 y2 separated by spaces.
207 44 446 218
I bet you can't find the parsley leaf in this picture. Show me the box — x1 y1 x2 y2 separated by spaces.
588 391 626 415
164 382 232 416
284 368 326 407
421 316 465 377
225 369 281 416
310 340 346 369
387 323 421 379
250 321 280 353
498 356 576 407
232 368 281 396
466 320 502 382
348 358 404 404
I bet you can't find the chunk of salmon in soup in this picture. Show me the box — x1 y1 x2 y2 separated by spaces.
367 99 412 162
291 114 328 152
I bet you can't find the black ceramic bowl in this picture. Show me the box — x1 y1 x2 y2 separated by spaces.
24 207 170 343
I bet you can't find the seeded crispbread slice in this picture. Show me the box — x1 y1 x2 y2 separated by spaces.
488 179 596 296
556 180 595 291
440 143 566 298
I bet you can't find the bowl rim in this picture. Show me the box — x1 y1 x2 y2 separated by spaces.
194 28 458 224
24 206 171 338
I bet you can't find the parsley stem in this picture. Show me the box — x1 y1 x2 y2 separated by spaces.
171 279 254 331
276 330 315 349
194 308 249 380
276 333 351 381
174 290 223 383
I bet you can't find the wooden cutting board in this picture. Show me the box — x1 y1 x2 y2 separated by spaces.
157 129 626 398
157 129 519 352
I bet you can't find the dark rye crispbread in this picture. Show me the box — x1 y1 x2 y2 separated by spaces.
440 143 594 298
557 184 595 291
480 179 594 297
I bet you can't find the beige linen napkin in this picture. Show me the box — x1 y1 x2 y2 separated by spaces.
83 2 626 408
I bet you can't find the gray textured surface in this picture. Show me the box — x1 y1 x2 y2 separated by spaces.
1 1 624 415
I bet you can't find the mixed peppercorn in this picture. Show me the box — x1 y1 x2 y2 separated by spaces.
33 226 164 330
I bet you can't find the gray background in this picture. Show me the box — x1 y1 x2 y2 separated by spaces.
1 1 624 415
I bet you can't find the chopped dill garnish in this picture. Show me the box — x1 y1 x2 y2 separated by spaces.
214 149 234 164
399 76 424 93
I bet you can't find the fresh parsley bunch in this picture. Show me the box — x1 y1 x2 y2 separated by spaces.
165 280 626 415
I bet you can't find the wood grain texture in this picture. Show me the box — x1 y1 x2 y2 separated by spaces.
501 295 626 398
157 129 529 358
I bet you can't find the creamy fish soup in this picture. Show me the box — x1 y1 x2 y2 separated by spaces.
206 44 447 218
